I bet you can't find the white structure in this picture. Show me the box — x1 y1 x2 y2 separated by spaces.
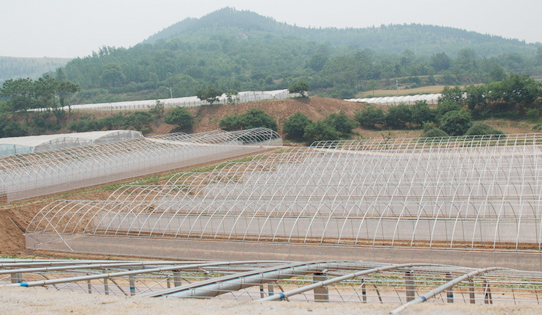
27 134 542 270
0 130 142 157
45 90 299 112
0 128 281 203
347 93 441 105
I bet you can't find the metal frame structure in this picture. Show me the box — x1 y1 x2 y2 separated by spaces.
0 128 281 203
2 258 542 312
26 134 542 268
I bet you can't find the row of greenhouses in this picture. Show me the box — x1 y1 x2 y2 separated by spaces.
27 134 542 270
0 128 281 203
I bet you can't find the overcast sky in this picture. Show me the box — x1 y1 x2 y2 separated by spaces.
2 0 540 58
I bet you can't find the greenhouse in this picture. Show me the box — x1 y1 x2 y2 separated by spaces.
0 128 281 203
27 134 542 270
0 130 142 157
347 93 441 105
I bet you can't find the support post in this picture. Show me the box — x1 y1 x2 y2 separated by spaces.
173 270 182 287
313 272 329 302
167 275 171 288
268 283 274 296
468 278 475 304
446 272 454 303
104 278 109 296
11 273 22 284
87 276 92 294
405 270 416 302
483 280 493 304
361 279 367 303
259 285 265 298
129 274 136 296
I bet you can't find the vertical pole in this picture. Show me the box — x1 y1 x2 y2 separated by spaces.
11 273 22 284
87 274 92 294
104 277 109 296
167 275 171 289
483 280 493 305
313 272 329 302
468 278 475 304
446 272 454 303
361 279 367 304
129 274 136 296
268 283 274 297
405 270 416 302
173 270 182 287
259 285 265 299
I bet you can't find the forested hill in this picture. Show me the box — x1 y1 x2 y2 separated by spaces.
144 7 536 57
0 56 71 84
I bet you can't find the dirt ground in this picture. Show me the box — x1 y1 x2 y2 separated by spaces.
1 286 541 315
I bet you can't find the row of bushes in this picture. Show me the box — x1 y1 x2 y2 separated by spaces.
355 100 503 137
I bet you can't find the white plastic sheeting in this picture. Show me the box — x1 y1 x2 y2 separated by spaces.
27 134 542 266
347 93 441 105
0 128 281 203
41 90 299 112
0 130 142 157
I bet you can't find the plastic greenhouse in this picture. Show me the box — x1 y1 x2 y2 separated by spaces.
27 134 542 270
0 128 281 203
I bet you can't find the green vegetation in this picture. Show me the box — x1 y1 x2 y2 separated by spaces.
219 108 278 131
282 112 312 140
164 107 194 131
288 81 310 98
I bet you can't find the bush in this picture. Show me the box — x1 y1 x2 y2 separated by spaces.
465 123 504 136
385 104 412 129
282 112 312 139
288 81 310 97
303 120 342 143
219 108 277 131
354 106 386 129
127 112 153 133
436 100 462 117
421 127 449 138
410 101 437 128
323 111 358 134
439 110 472 136
164 107 194 131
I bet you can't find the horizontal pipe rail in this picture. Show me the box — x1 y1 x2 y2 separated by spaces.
258 263 435 301
389 267 503 314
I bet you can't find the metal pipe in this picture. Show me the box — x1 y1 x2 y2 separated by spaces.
259 264 433 302
390 267 502 314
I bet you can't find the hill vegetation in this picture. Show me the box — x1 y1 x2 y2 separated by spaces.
0 56 71 84
44 8 542 105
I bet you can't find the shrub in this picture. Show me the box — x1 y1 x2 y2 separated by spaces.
465 123 504 136
354 106 386 129
323 111 358 134
421 127 449 138
439 110 472 136
282 113 312 139
410 101 437 128
219 109 277 131
288 81 310 97
436 100 462 117
385 104 412 129
303 120 342 143
127 112 153 133
164 107 194 131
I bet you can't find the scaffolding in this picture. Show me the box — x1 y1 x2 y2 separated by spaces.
2 258 542 312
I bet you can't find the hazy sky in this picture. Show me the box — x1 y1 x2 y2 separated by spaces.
2 0 540 58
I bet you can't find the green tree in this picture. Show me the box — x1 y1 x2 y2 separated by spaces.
421 127 449 138
465 123 504 136
438 86 464 105
355 106 386 129
430 52 452 72
101 63 126 87
219 108 277 131
288 81 310 97
0 78 35 114
164 107 194 131
196 86 223 105
439 110 472 136
282 112 312 139
303 120 342 143
323 111 358 134
410 101 436 128
385 104 412 129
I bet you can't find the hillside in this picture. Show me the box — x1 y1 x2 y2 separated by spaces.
145 8 536 57
0 56 71 83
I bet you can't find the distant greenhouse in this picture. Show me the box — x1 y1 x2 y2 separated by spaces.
0 130 142 157
0 128 281 203
346 93 441 105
